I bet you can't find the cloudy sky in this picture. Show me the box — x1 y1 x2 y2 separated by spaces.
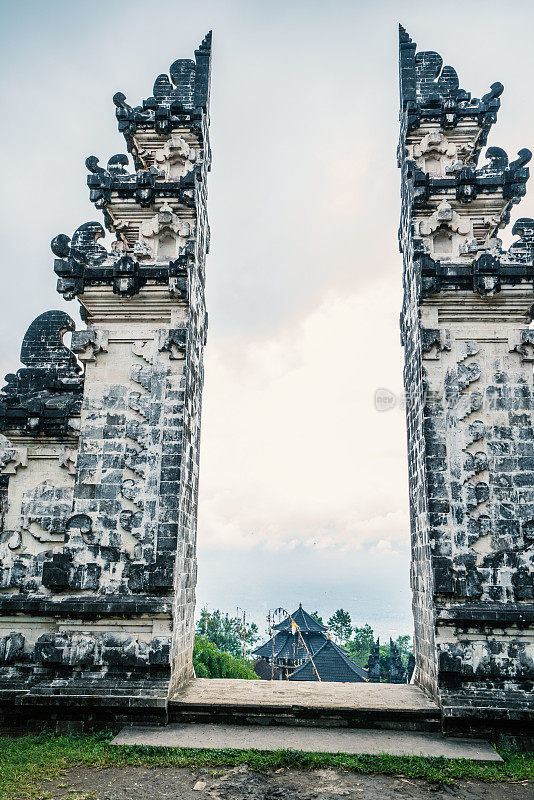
1 0 533 639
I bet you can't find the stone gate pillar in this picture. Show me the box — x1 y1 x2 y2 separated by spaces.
0 33 212 725
399 26 533 733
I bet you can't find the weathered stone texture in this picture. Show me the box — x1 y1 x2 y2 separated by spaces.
0 33 212 723
399 26 533 732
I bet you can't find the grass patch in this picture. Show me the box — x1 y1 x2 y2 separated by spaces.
0 731 532 800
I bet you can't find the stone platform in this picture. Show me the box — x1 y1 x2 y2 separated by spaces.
112 723 501 761
168 679 441 731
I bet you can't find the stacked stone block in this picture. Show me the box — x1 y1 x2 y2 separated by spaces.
399 26 533 733
0 33 212 724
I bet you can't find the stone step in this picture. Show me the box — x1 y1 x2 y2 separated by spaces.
168 679 441 732
112 723 501 761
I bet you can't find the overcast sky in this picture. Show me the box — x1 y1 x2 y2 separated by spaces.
1 0 533 639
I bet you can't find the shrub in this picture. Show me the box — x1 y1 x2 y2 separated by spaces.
193 636 258 679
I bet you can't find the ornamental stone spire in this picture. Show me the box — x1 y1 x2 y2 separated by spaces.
399 25 533 734
0 33 212 724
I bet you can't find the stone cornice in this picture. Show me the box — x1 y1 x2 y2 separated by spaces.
78 285 190 327
410 148 531 208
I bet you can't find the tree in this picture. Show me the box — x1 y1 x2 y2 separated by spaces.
311 611 324 626
193 636 258 679
196 607 260 659
327 609 352 644
346 624 375 667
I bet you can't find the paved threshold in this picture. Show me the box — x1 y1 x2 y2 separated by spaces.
169 678 438 713
112 724 501 761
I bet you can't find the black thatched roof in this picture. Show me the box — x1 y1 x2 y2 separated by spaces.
288 639 369 683
272 604 326 633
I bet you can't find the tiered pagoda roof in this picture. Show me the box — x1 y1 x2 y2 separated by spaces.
253 604 368 683
272 604 326 633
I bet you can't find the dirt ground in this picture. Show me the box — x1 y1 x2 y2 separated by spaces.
35 765 532 800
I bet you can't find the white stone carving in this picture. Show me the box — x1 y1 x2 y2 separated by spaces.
410 131 459 177
135 204 192 262
71 330 109 363
132 340 155 364
0 440 28 475
410 132 472 176
418 200 473 258
67 418 81 434
422 329 451 361
154 135 196 180
509 330 534 361
59 448 77 475
7 532 22 550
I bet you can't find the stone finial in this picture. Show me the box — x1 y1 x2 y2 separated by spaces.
389 638 406 684
0 311 84 435
367 638 380 683
399 24 503 145
506 217 534 264
113 31 212 140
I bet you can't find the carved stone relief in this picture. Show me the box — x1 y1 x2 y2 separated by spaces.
154 135 197 179
409 131 473 176
135 204 192 262
417 200 474 257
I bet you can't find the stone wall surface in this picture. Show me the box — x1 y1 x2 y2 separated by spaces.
0 32 212 724
398 26 534 733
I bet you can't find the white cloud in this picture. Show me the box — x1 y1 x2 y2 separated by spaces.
198 279 410 554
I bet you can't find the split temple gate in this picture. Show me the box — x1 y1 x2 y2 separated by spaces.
0 28 531 735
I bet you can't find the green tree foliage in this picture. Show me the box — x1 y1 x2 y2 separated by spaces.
395 634 413 663
345 623 375 667
310 611 324 626
327 609 353 644
193 636 258 679
196 607 260 659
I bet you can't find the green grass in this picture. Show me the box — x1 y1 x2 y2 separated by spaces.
0 731 532 800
